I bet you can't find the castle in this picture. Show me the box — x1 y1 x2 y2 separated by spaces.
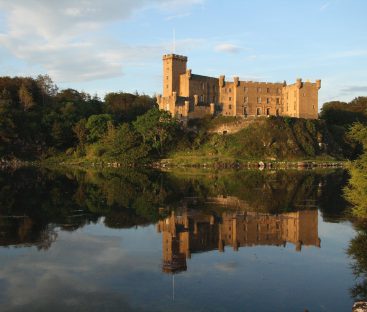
157 54 321 121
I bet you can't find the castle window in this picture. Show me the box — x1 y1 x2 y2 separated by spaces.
256 108 262 116
166 76 168 80
229 97 232 101
257 87 262 93
267 88 270 93
257 97 261 104
277 88 280 94
229 104 232 109
266 98 270 104
266 108 270 116
166 84 168 89
244 96 248 103
229 88 232 93
244 87 248 92
276 98 280 105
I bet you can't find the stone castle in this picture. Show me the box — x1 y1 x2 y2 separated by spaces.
157 54 321 121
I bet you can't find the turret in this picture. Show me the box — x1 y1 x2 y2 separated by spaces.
233 76 239 87
219 75 225 88
296 78 302 89
186 69 192 79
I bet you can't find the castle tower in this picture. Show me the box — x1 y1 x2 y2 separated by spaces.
162 54 187 97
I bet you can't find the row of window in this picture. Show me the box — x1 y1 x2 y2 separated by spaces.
226 97 281 104
224 87 281 94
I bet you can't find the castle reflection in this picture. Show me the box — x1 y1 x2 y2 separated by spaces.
157 207 320 274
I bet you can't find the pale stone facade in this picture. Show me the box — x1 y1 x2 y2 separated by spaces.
157 54 321 121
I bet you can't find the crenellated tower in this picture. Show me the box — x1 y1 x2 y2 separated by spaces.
162 54 187 97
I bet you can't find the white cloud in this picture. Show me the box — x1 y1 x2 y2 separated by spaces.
214 43 241 54
0 0 203 82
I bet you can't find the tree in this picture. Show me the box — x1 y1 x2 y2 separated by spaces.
85 114 113 143
320 98 367 126
104 92 155 122
72 119 87 148
18 83 34 111
103 123 149 165
36 74 58 97
0 89 16 156
133 108 179 156
344 123 367 217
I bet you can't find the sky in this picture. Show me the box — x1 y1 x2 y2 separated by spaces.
0 0 366 105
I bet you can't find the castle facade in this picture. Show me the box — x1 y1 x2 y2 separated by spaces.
157 54 321 120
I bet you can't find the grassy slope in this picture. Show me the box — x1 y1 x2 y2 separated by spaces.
168 116 343 165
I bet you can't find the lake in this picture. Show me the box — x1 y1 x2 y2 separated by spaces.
0 167 365 311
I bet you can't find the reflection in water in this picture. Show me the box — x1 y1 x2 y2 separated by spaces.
348 223 367 300
0 167 358 311
157 209 320 273
0 167 347 250
0 216 57 250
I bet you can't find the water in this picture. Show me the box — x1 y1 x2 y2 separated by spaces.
0 167 364 311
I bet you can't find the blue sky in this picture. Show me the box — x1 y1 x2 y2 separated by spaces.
0 0 366 105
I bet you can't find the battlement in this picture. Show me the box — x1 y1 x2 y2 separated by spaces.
162 54 188 61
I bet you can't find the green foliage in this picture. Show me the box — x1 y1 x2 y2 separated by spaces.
133 108 180 156
104 92 155 122
172 117 343 161
102 123 150 165
85 114 113 143
320 97 367 126
72 118 87 148
344 123 367 218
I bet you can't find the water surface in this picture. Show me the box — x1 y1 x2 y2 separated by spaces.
0 167 364 311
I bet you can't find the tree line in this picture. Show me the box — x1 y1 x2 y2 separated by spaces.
0 75 167 161
0 75 367 167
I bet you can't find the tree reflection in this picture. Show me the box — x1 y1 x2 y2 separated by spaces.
348 222 367 300
0 167 348 250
